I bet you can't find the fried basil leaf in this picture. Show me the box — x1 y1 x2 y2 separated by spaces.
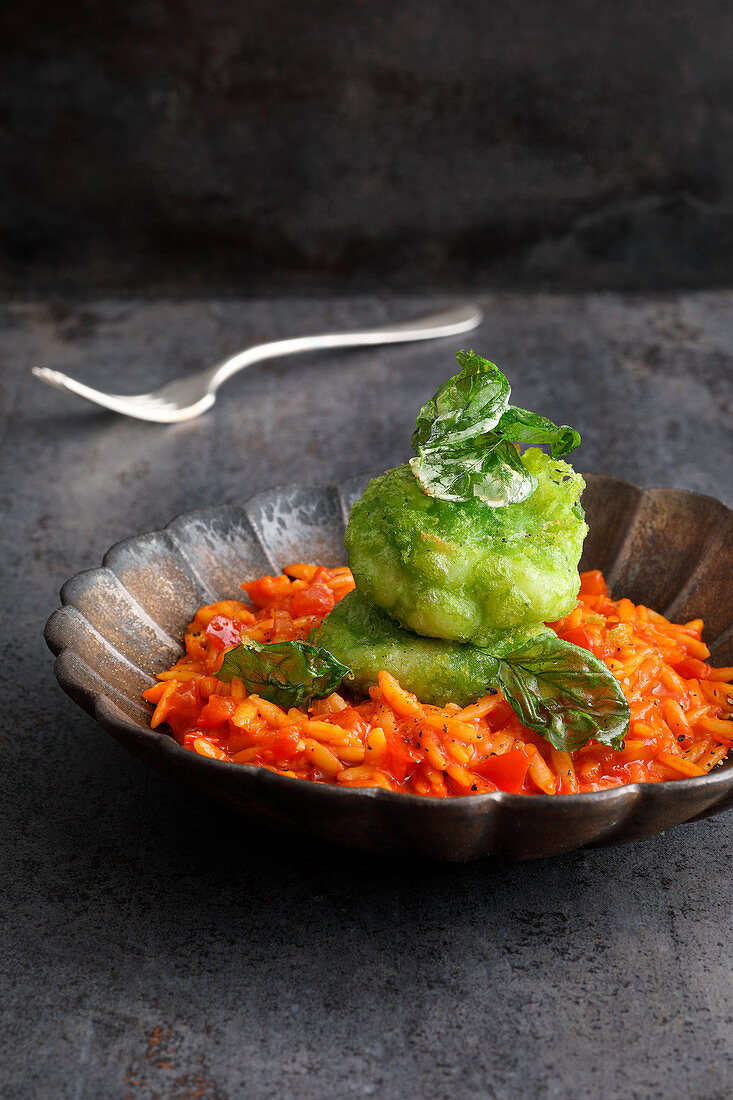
216 639 351 709
409 435 536 505
495 633 629 753
409 350 582 506
411 350 511 451
496 407 581 459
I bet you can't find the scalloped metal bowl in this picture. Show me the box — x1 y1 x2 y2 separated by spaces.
44 474 733 861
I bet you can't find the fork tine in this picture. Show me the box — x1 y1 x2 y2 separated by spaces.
32 367 140 413
32 367 155 402
32 366 213 423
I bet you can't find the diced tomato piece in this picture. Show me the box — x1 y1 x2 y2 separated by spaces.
160 681 201 734
579 570 609 598
560 626 593 652
674 657 712 680
205 614 243 651
472 749 530 793
270 609 298 641
197 695 238 728
321 707 367 736
271 727 303 763
221 728 254 754
242 575 292 607
382 728 421 783
291 583 335 618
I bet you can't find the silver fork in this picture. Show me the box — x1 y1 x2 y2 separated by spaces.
32 303 482 423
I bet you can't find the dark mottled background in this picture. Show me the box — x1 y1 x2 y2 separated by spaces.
3 0 733 293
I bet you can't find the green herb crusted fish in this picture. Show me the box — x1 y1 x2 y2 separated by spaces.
318 349 629 752
345 450 587 643
345 350 588 643
314 588 552 708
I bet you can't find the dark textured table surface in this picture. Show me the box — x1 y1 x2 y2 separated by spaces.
3 293 733 1099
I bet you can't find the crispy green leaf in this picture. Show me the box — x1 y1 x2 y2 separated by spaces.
493 409 581 459
496 407 581 459
495 634 629 753
409 436 536 505
215 639 351 709
409 350 582 506
411 350 511 451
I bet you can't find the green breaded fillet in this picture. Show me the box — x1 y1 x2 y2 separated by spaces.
313 589 552 708
345 447 587 644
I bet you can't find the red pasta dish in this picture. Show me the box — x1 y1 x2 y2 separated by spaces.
143 564 733 797
144 352 733 796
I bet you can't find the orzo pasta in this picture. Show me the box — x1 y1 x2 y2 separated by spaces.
143 565 733 797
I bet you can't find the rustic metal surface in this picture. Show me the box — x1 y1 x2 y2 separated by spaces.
3 294 733 1096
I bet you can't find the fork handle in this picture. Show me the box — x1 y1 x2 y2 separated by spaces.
207 304 482 390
